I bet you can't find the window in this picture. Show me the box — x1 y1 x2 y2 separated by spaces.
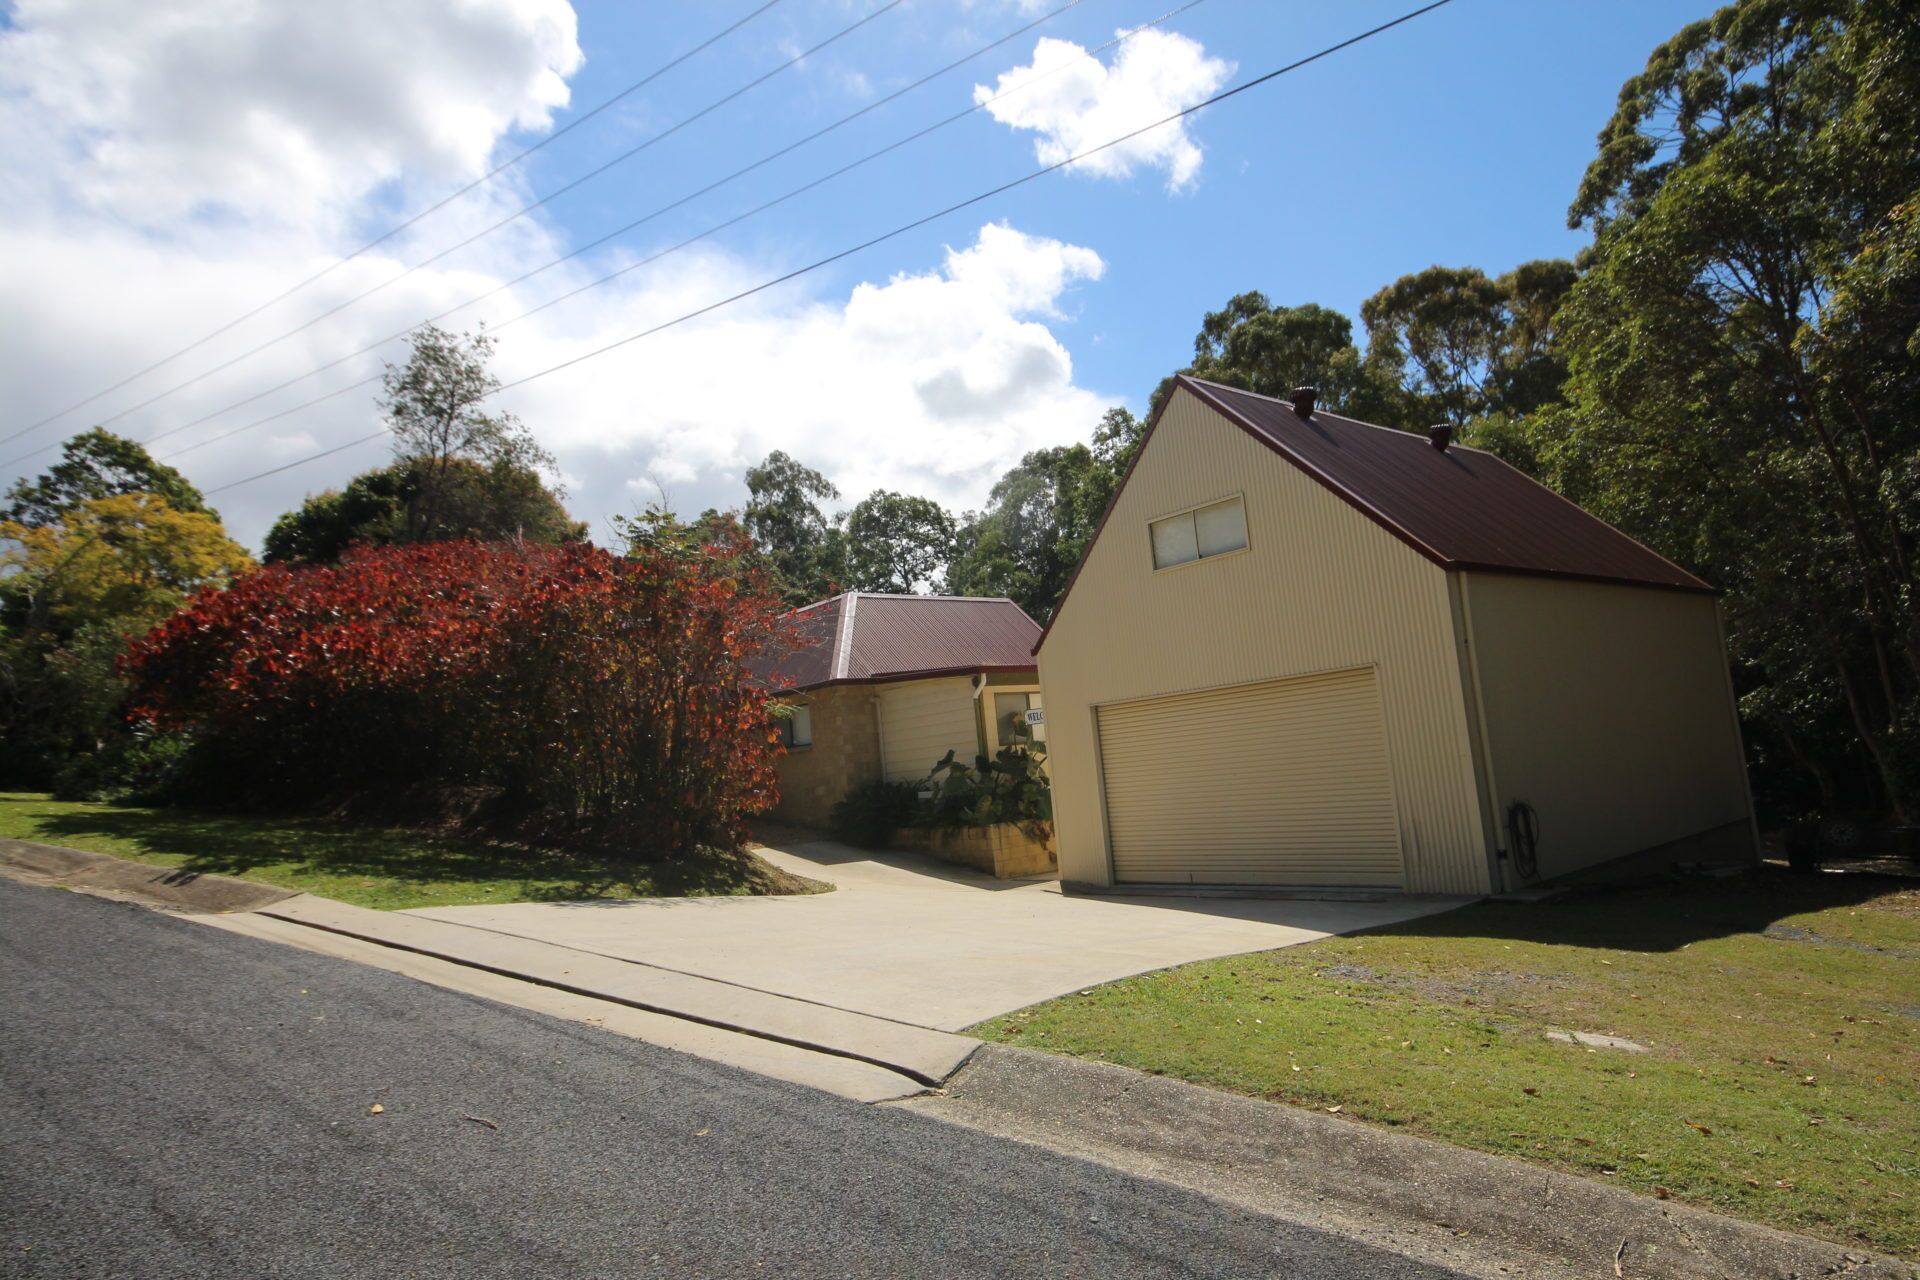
993 691 1044 746
780 704 813 748
1150 496 1247 569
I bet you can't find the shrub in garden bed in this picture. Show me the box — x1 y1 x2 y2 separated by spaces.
830 738 1051 847
122 537 794 858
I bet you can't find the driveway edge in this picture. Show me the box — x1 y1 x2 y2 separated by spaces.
901 1044 1914 1280
0 838 296 913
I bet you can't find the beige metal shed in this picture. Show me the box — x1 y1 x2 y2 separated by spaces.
1036 377 1756 895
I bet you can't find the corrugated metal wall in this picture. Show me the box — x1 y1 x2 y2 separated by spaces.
1461 572 1755 879
878 676 980 783
1038 387 1491 894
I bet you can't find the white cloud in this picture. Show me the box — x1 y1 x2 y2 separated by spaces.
975 29 1234 191
0 0 582 228
0 2 1118 551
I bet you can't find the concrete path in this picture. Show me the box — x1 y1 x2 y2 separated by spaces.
257 892 976 1087
408 833 1468 1032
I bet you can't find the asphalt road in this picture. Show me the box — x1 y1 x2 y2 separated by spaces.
0 877 1471 1279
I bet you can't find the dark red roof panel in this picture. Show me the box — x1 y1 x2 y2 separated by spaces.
767 593 1040 691
1183 378 1712 593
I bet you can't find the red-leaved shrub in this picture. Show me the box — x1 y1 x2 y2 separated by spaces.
123 537 794 856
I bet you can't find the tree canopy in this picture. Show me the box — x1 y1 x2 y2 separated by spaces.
3 429 212 528
1537 0 1920 817
743 450 846 604
380 324 557 543
2 493 253 636
262 456 584 565
843 490 955 594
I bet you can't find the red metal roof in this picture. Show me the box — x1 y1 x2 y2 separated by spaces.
1035 376 1713 656
768 593 1041 691
1181 378 1711 593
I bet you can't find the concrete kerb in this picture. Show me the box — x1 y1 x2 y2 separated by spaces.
253 894 979 1087
904 1045 1914 1280
0 838 296 913
0 840 975 1087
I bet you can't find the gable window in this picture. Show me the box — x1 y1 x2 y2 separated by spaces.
779 704 813 749
1150 496 1247 569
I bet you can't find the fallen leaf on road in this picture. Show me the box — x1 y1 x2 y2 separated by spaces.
461 1115 498 1131
368 1104 384 1115
1653 1186 1671 1200
694 1128 711 1137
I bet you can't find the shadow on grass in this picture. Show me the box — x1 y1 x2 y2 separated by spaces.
1348 866 1911 954
26 803 783 901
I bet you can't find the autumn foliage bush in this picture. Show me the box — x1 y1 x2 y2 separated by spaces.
122 538 793 857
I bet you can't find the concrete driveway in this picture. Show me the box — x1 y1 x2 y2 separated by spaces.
406 833 1470 1032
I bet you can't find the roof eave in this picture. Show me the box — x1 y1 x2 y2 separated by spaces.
786 662 1040 693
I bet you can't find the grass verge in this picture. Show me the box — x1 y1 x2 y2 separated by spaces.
0 792 827 910
972 870 1920 1257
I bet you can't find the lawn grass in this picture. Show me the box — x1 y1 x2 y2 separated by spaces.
0 792 825 910
973 870 1920 1257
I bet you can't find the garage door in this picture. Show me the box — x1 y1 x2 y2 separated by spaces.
1097 667 1403 886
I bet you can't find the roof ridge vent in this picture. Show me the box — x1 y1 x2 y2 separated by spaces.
1288 385 1316 418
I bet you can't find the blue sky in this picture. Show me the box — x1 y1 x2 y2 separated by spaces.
1 0 1714 545
495 0 1701 401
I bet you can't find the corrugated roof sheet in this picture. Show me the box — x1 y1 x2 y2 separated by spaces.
1182 378 1711 593
766 593 1041 691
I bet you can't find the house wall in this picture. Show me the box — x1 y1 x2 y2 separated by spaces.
878 676 982 783
1460 572 1756 882
770 683 882 829
1037 386 1492 895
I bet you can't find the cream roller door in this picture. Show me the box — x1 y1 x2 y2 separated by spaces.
1097 667 1403 886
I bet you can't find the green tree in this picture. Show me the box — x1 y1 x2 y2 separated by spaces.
380 325 554 541
947 445 1106 620
4 428 212 528
1542 0 1920 817
1359 265 1509 425
612 503 761 574
262 456 584 564
1150 296 1403 423
844 490 956 594
743 450 846 603
2 493 253 636
1357 261 1577 428
1 493 252 788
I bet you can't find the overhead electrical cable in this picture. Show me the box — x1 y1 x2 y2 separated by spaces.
1 0 791 446
190 0 1459 501
143 0 1199 466
10 0 913 458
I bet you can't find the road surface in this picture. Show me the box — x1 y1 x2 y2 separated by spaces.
0 877 1468 1278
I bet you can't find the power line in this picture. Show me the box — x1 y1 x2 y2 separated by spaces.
142 0 1191 467
10 0 913 452
189 0 1459 504
3 0 790 448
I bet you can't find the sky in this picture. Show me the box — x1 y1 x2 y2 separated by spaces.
0 0 1715 550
